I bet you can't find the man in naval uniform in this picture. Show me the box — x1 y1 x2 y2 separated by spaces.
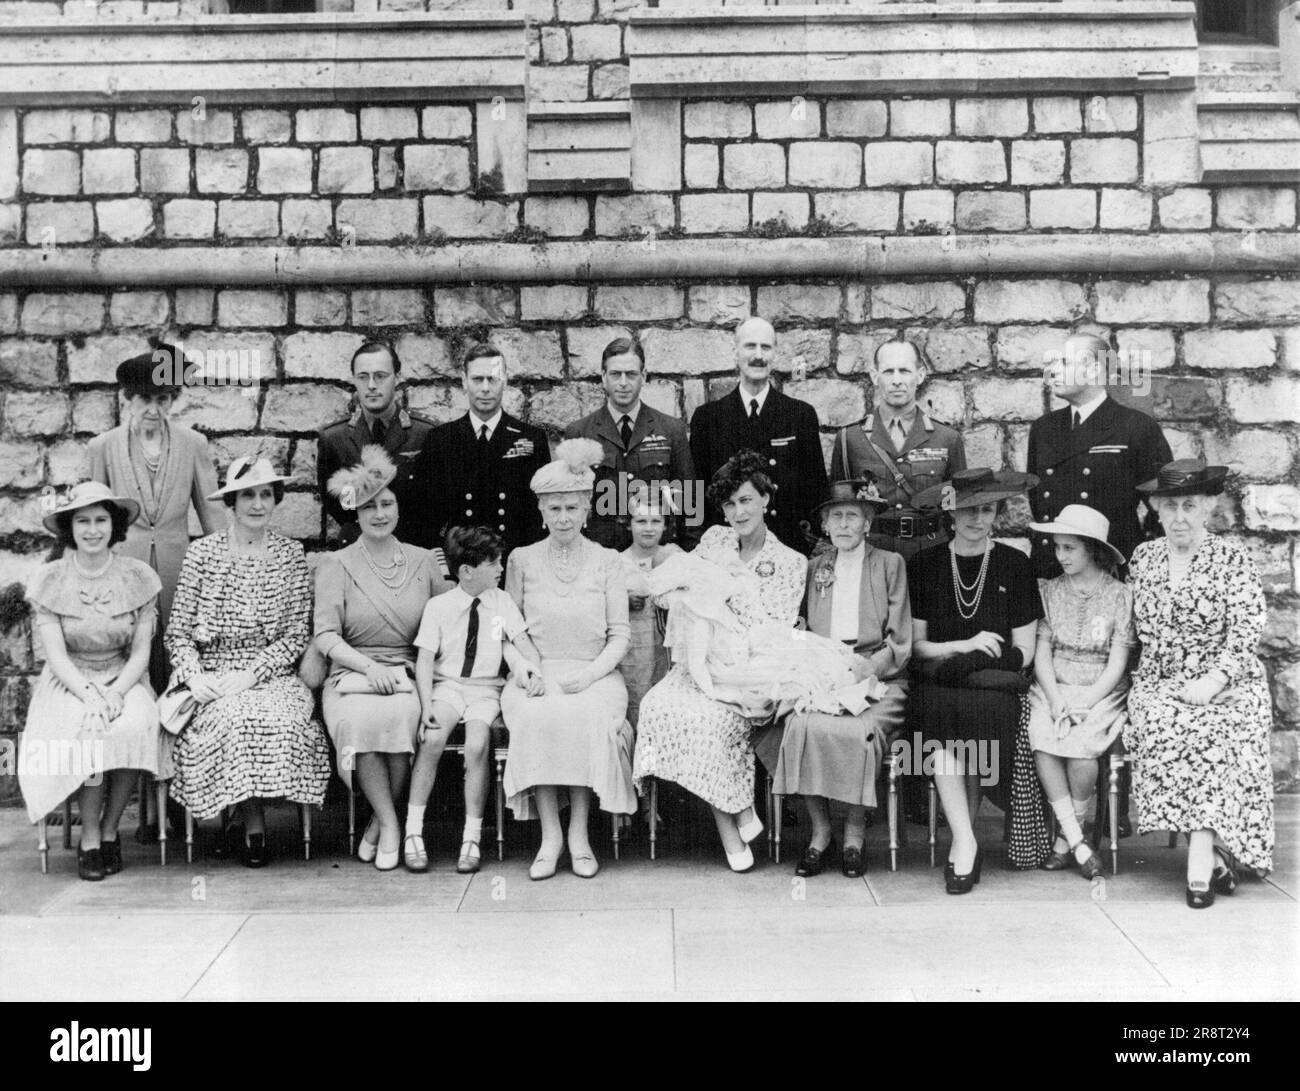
562 336 697 551
406 341 550 559
689 316 828 554
830 338 966 559
317 340 434 547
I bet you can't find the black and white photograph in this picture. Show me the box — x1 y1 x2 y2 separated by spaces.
0 0 1296 1031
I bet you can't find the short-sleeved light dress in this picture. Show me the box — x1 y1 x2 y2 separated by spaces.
1026 573 1134 759
314 541 449 786
501 536 637 819
619 547 677 729
19 554 165 823
166 530 331 819
633 525 806 814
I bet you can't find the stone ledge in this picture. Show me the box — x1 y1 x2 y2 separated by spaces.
629 2 1199 98
2 233 1296 287
0 13 530 105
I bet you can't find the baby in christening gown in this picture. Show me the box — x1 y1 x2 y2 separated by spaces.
645 552 886 722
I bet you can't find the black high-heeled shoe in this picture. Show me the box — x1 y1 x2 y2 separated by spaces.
77 844 106 882
945 846 981 895
242 832 269 869
1072 841 1104 881
100 838 123 876
1186 880 1215 909
1211 846 1239 896
795 839 835 878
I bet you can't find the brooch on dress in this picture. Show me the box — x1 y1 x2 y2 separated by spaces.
812 564 835 598
755 559 776 579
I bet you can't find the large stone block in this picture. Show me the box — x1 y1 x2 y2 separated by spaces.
1032 97 1082 134
281 199 333 241
338 198 419 241
681 193 748 234
25 203 93 245
296 108 357 143
1215 188 1296 231
1084 95 1137 134
1242 485 1300 532
359 107 418 142
423 195 516 238
784 377 865 427
176 109 235 145
833 330 897 376
974 280 1087 325
863 142 933 187
787 142 860 188
1096 279 1210 324
318 147 374 195
592 64 629 101
827 100 886 138
352 288 427 326
890 99 950 137
521 284 589 321
109 291 169 331
684 144 719 190
956 191 1025 232
0 341 58 387
755 100 821 140
1142 91 1199 186
901 189 954 231
116 110 173 144
594 284 682 321
572 24 622 63
1183 329 1276 371
1029 188 1096 230
72 390 118 434
270 491 322 540
758 283 843 322
422 106 473 141
0 496 47 536
217 290 288 329
82 148 136 195
257 148 312 194
209 434 291 477
752 192 808 228
3 391 68 437
23 149 80 196
1224 376 1300 423
294 289 347 328
527 384 607 431
955 97 1027 138
140 148 190 195
935 141 1006 184
523 196 590 238
217 200 278 240
687 285 751 327
23 109 110 145
970 377 1047 422
772 328 833 377
67 334 152 384
1158 188 1211 230
21 293 103 335
529 65 589 102
962 422 1003 470
1203 429 1294 481
722 143 785 190
921 379 966 426
195 148 248 194
1214 281 1300 323
0 440 43 488
923 327 992 373
261 385 349 433
813 191 899 232
46 436 88 486
684 102 751 139
1097 189 1151 232
641 327 733 376
432 286 517 326
1145 376 1222 420
489 329 564 380
1116 327 1176 373
404 145 471 192
1010 140 1065 186
870 281 964 322
566 325 632 378
393 333 456 380
283 331 365 380
242 110 291 145
1069 137 1138 184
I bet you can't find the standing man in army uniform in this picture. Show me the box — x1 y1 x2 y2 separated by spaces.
690 317 828 554
562 336 697 551
1027 328 1171 580
406 341 550 558
830 338 966 559
318 340 434 547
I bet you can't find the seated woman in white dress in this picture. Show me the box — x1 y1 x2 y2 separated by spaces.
19 482 164 881
755 478 911 879
633 450 807 872
501 439 637 880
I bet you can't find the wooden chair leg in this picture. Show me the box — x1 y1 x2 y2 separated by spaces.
927 779 938 868
185 807 195 865
1167 831 1178 849
611 813 620 861
301 804 312 861
62 799 73 850
347 786 356 857
156 778 168 867
1108 756 1122 875
139 772 151 831
888 754 900 873
649 778 658 862
772 793 783 865
495 754 506 862
38 817 49 874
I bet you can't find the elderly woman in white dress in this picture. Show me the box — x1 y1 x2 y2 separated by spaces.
501 439 637 880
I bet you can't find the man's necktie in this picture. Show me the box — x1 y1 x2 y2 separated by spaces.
371 418 386 446
619 414 633 449
461 597 480 677
1072 410 1081 431
891 418 906 445
477 423 490 451
749 398 760 419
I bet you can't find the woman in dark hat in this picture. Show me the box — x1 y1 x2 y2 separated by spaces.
907 468 1043 894
84 347 224 692
1127 460 1274 908
755 478 912 878
20 483 164 880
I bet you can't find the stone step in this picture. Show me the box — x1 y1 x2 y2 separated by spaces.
525 99 632 193
1196 84 1300 182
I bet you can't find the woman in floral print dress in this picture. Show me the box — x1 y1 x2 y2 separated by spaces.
633 451 806 872
1127 460 1274 909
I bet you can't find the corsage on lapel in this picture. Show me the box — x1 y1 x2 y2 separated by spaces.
812 560 835 598
755 559 776 579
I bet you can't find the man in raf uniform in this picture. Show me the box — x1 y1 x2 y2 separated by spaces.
689 316 828 554
830 338 966 559
1027 329 1172 580
318 340 434 547
406 341 550 557
562 336 696 551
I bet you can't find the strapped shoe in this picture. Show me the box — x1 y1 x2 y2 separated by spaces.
457 840 482 875
403 833 429 873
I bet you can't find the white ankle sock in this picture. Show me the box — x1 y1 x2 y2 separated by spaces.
1051 798 1084 849
462 818 483 845
1071 797 1093 862
405 805 425 838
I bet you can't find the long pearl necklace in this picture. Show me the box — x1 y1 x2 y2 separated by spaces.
547 537 582 584
950 541 992 621
360 539 409 592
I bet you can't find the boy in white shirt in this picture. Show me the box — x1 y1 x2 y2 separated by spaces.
405 527 543 873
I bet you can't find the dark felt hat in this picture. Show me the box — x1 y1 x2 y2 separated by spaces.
914 467 1039 512
116 345 183 396
1137 459 1229 498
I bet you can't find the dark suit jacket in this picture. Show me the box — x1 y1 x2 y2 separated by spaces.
1027 396 1172 579
689 385 829 554
317 405 435 546
405 411 551 555
562 402 697 550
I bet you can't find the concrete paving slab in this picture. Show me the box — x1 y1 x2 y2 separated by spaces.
187 909 674 1001
0 913 245 1001
672 903 1166 996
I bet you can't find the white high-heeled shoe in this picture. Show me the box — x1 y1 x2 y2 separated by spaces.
737 815 764 844
726 846 755 873
357 818 379 864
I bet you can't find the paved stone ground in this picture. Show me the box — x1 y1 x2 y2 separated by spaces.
1 792 1295 1002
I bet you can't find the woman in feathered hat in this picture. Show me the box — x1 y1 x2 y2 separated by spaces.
500 438 638 880
316 446 451 871
1127 460 1274 908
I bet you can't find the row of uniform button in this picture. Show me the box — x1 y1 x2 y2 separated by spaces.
467 491 508 531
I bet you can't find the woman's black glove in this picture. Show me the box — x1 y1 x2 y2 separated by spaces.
931 650 999 685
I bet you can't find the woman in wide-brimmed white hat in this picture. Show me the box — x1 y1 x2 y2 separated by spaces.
1025 504 1131 881
165 456 330 868
20 482 164 881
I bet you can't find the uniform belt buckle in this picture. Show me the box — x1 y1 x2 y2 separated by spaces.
898 515 915 539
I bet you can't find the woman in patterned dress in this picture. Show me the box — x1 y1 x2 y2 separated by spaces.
1127 460 1275 909
501 439 637 881
1026 505 1131 880
316 446 449 871
166 457 331 867
633 450 807 872
19 483 164 881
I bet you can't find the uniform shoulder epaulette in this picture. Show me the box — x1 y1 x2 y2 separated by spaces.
320 416 352 432
408 411 436 426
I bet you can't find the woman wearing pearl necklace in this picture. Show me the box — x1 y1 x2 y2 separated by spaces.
906 469 1042 894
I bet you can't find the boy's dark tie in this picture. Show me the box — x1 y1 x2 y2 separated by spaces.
461 597 481 677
